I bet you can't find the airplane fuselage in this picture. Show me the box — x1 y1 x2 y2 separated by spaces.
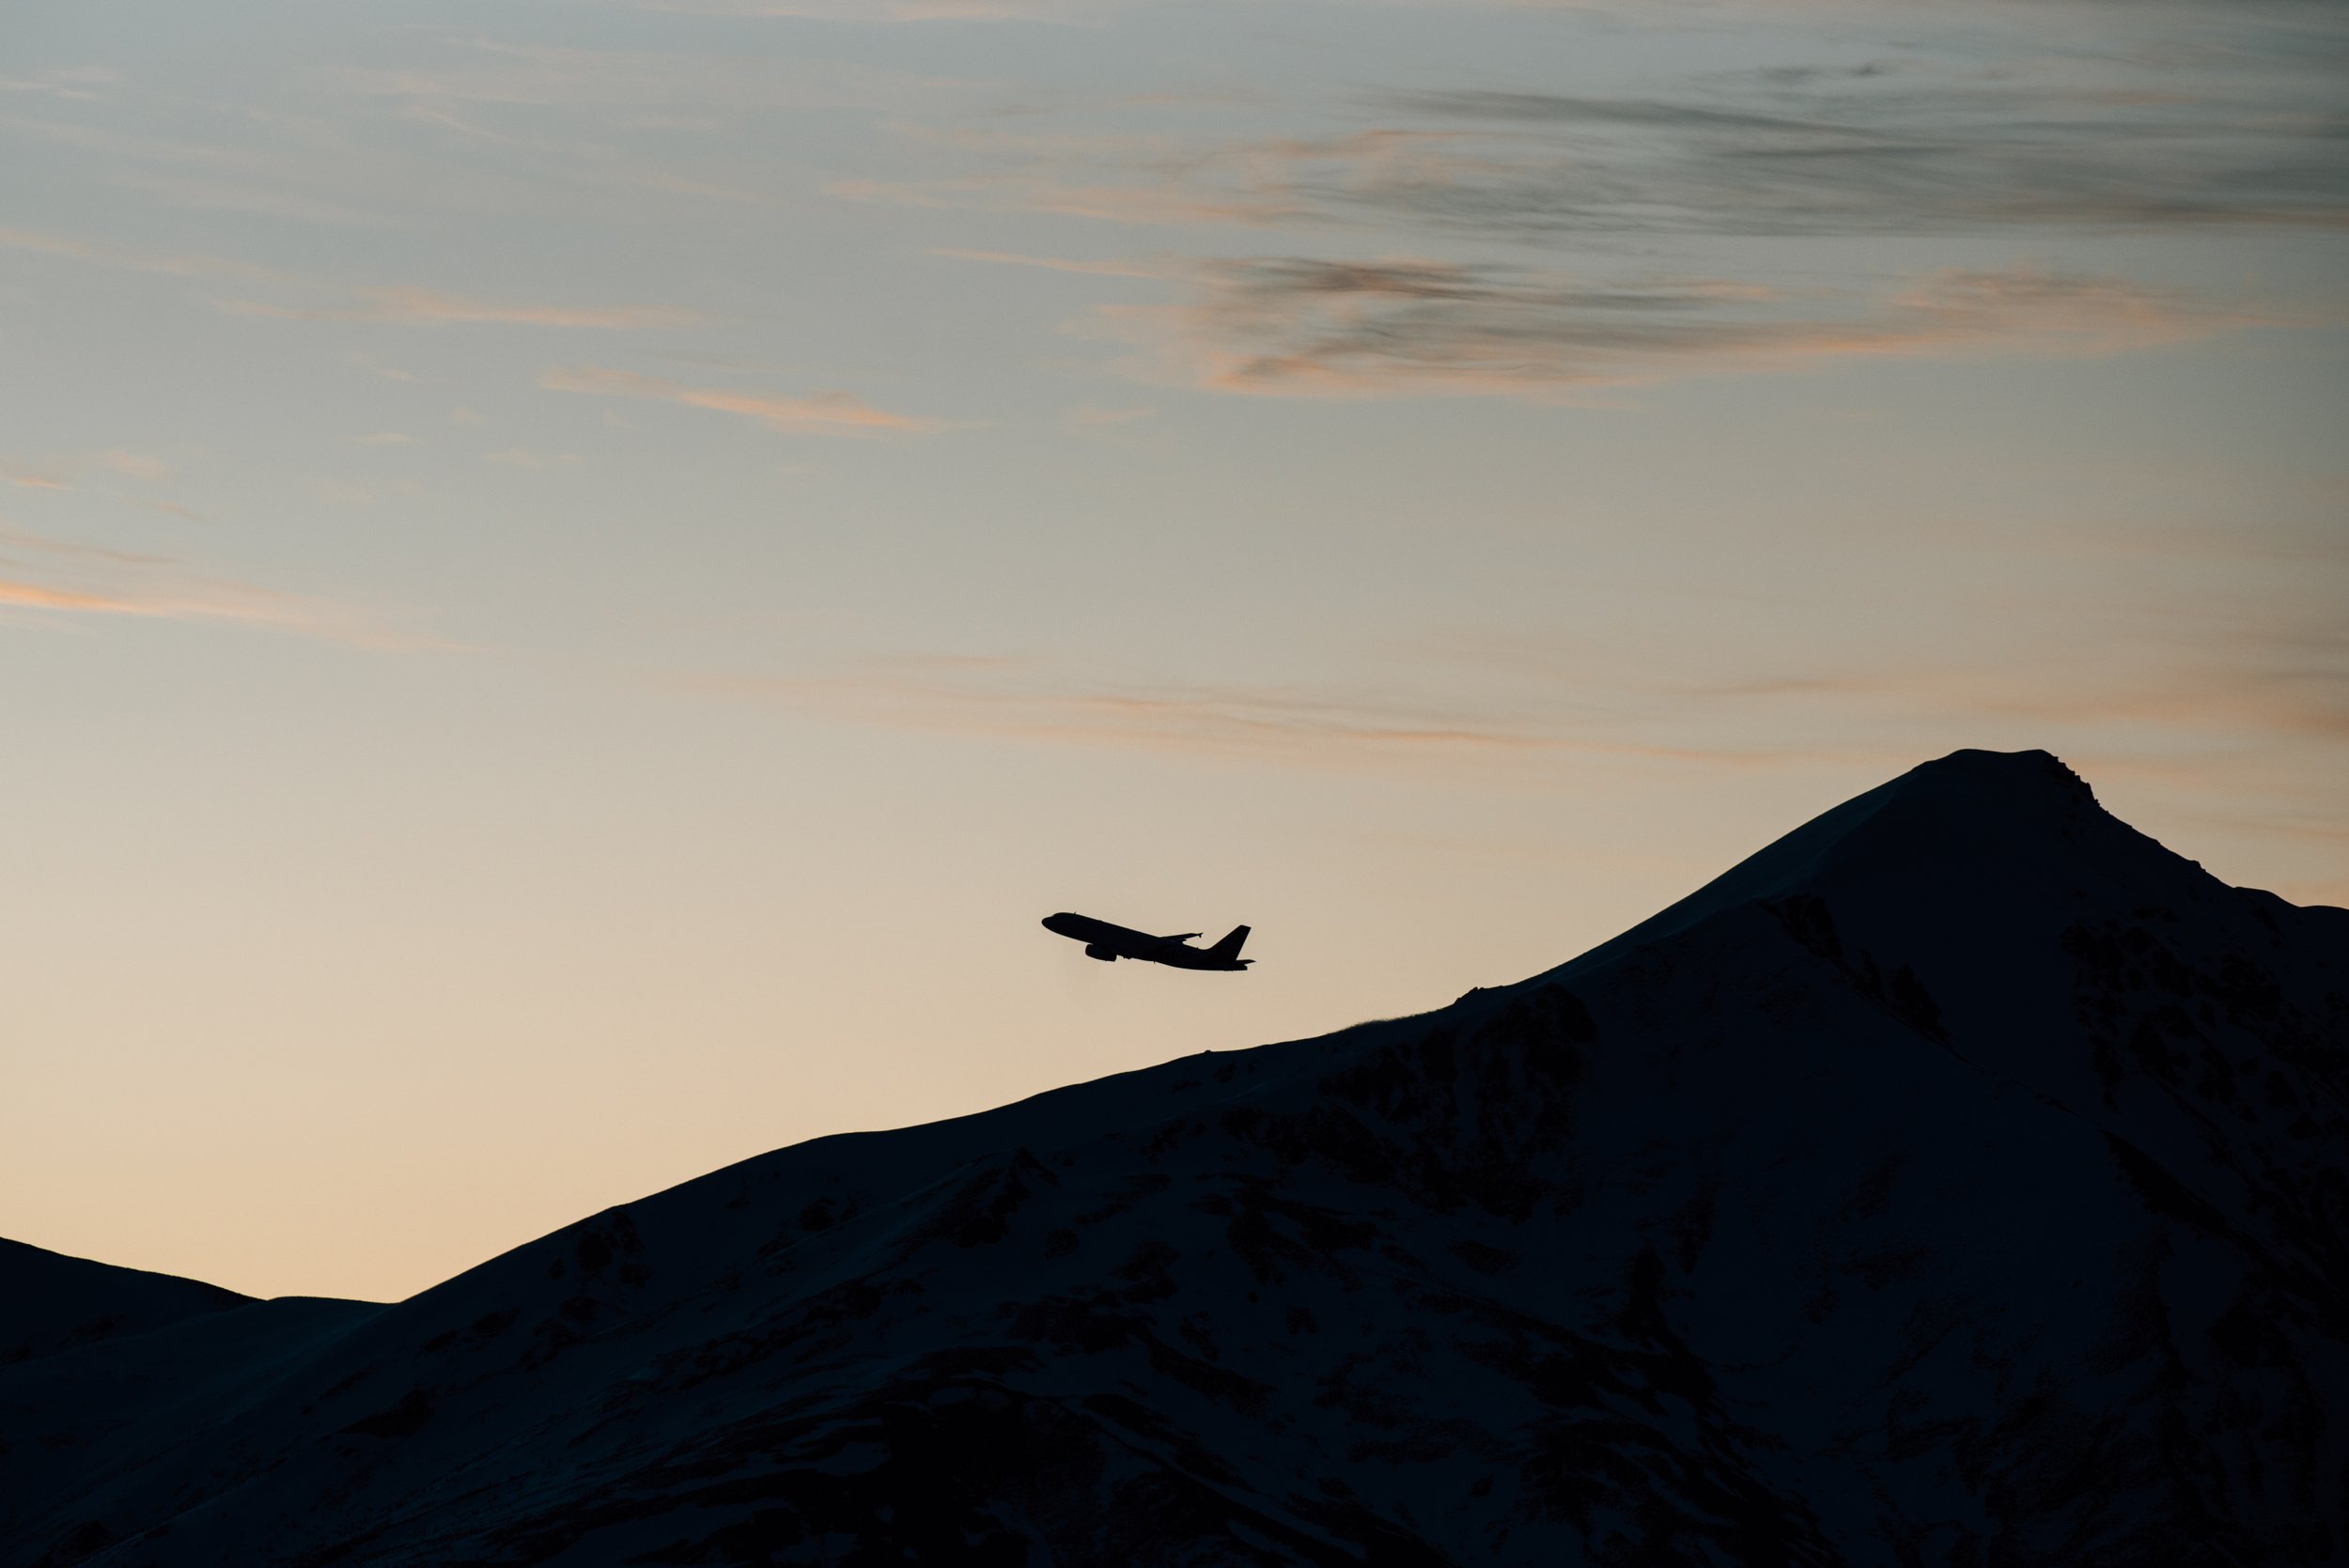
1042 912 1252 971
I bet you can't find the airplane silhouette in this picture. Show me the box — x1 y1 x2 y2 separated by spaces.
1042 912 1252 971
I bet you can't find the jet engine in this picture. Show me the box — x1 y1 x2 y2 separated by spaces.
1084 944 1118 961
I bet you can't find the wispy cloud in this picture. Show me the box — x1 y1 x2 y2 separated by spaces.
830 176 1293 228
2 449 176 490
678 522 2348 786
223 287 703 330
1672 661 2349 747
834 124 1477 229
828 36 2340 407
677 657 1816 772
0 527 412 644
1 101 614 230
3 227 703 332
1109 259 2269 396
1355 78 2349 238
482 447 583 468
0 571 376 637
101 450 168 482
326 39 966 116
0 529 172 568
1404 536 2349 776
933 247 1166 278
642 0 1093 18
837 29 2348 242
539 365 951 433
0 66 119 102
711 648 2349 775
0 580 148 613
350 353 419 381
0 225 293 284
108 168 392 227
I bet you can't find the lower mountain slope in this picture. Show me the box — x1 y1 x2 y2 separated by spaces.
4 749 2342 1567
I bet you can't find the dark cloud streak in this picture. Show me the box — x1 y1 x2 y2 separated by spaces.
1133 258 2258 395
1358 78 2349 236
1380 89 1847 135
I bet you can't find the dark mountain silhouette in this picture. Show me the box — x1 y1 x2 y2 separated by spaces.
0 1241 252 1368
4 749 2343 1567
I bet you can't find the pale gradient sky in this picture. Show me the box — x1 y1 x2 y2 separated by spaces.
4 0 2344 1303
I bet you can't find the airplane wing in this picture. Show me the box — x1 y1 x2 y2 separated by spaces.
1159 933 1203 943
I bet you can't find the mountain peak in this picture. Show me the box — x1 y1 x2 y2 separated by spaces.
1864 744 2104 835
1908 743 2084 786
1539 748 2167 993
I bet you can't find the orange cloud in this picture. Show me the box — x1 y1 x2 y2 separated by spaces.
1109 259 2280 397
0 529 171 567
0 571 349 632
0 579 139 613
539 365 949 434
101 450 167 482
0 530 425 645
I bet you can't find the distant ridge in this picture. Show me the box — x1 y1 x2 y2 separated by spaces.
0 1238 251 1367
4 749 2343 1567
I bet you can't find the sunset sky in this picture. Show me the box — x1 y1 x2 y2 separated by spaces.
5 0 2344 1303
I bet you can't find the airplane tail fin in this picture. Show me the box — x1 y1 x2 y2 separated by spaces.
1206 924 1250 962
